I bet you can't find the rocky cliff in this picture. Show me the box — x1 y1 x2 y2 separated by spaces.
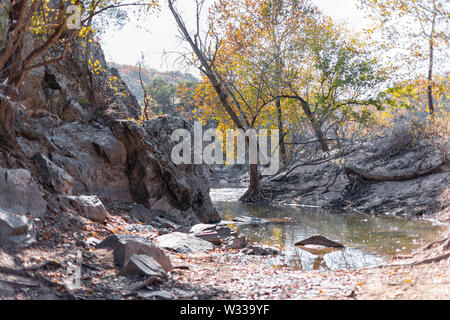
0 37 219 248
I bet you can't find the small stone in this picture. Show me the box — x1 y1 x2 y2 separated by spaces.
229 235 247 249
232 216 269 225
137 290 173 300
294 235 345 248
84 237 101 247
243 245 279 256
152 216 180 230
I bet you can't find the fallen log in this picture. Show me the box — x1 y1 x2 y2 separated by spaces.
345 153 448 182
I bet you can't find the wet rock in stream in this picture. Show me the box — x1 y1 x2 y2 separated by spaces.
242 245 280 256
294 235 345 249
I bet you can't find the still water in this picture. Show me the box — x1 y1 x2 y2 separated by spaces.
211 188 447 271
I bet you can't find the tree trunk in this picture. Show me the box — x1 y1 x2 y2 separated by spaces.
240 164 267 203
0 98 23 156
427 11 436 116
299 101 329 152
276 98 287 164
0 99 16 136
168 0 268 204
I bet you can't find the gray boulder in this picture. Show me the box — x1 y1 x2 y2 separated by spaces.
189 223 237 245
60 195 107 223
0 208 34 246
96 234 172 271
0 167 47 217
48 123 132 201
155 232 215 254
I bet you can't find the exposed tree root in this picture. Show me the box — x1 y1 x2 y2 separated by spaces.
345 152 448 182
410 252 450 266
239 187 271 204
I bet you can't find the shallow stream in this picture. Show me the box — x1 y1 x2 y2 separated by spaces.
210 187 447 271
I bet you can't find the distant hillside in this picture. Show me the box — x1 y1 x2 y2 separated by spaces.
107 62 198 103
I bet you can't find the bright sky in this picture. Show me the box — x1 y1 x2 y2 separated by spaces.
100 0 367 72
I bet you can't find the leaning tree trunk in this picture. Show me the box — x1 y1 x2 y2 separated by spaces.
427 12 436 116
296 98 330 152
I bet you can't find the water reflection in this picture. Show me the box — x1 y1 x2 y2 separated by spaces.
211 188 447 270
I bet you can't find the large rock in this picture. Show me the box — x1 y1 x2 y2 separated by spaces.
16 117 133 202
96 234 172 271
48 123 132 201
33 153 74 194
189 223 237 245
155 232 215 254
112 117 220 226
0 167 47 217
119 254 167 279
60 195 107 223
0 208 34 246
13 32 219 229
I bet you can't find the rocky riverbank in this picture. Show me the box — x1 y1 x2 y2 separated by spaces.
1 201 449 300
0 33 449 300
